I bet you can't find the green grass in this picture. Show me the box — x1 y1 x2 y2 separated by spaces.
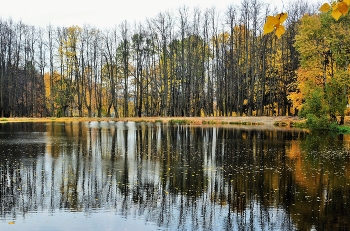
329 124 350 134
229 121 241 125
290 121 308 128
168 119 192 125
229 121 264 125
289 119 350 133
274 121 289 127
203 120 216 124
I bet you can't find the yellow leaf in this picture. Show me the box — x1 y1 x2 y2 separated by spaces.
266 16 280 27
332 8 343 20
8 221 15 225
338 2 349 15
263 13 288 37
263 23 275 35
276 12 288 23
344 0 350 5
263 15 280 35
275 24 285 39
319 3 331 13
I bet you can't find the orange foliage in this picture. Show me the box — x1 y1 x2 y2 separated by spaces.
288 67 324 112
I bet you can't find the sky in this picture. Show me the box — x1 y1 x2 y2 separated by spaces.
0 0 322 29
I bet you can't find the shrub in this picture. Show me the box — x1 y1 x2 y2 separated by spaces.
168 119 191 125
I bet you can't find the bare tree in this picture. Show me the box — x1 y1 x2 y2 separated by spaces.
119 21 130 117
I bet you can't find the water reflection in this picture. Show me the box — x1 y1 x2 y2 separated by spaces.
0 122 349 230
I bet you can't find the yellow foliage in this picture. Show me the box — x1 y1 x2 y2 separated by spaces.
217 32 230 44
289 66 325 113
288 91 303 112
294 14 323 68
44 73 51 99
263 13 288 38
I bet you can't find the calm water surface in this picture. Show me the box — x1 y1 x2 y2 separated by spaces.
0 122 349 230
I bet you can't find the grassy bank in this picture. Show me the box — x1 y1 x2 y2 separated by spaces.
0 116 306 127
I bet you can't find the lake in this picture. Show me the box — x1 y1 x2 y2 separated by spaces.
0 122 349 230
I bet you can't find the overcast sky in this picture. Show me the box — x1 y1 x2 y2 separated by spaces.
0 0 321 28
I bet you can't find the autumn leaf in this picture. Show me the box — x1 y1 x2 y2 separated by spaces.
276 12 288 23
332 8 343 21
320 3 331 13
263 16 278 35
263 22 275 34
8 221 15 225
263 13 288 38
266 16 280 27
275 24 286 39
321 1 350 20
337 2 349 15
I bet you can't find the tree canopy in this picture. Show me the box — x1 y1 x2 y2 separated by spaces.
291 2 350 126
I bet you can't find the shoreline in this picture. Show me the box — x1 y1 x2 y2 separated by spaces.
0 116 306 127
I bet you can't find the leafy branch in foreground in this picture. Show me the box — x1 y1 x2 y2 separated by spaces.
263 12 288 38
320 0 350 20
263 0 350 38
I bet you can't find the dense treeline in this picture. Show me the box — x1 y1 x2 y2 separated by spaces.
0 0 316 118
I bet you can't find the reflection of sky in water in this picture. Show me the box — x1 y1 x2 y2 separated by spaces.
0 122 349 230
3 210 162 231
2 203 293 231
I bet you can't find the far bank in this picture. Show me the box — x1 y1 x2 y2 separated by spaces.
0 116 307 127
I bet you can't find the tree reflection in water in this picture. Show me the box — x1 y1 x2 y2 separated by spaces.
0 122 349 230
